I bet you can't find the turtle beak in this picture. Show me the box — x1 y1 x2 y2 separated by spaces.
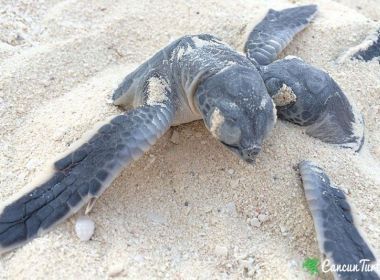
241 146 261 164
221 142 261 164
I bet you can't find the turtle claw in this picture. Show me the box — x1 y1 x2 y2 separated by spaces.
85 198 98 215
259 57 365 151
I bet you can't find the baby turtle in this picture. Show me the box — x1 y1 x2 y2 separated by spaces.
0 5 369 270
0 34 275 253
245 5 364 151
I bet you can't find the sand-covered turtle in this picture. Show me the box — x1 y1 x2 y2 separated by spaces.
0 34 276 252
0 5 374 278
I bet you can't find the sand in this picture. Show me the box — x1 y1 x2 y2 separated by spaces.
0 0 379 279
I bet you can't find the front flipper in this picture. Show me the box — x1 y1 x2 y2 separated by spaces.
0 102 174 254
337 29 380 63
244 5 318 66
259 57 364 151
352 29 380 62
299 161 379 280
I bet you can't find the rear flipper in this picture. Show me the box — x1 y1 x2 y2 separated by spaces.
244 4 318 66
299 161 379 280
259 57 364 151
0 102 174 254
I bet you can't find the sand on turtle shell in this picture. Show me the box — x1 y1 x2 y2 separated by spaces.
0 0 379 279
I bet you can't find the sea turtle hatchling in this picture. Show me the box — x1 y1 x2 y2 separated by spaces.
244 5 364 151
0 5 374 277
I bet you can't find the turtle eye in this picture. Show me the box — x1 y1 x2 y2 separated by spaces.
305 69 328 94
264 78 282 96
219 119 241 145
207 107 241 145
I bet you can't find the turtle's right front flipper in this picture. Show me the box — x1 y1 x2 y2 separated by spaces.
299 161 379 280
0 100 174 254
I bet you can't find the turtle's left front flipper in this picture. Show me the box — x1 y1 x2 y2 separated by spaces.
299 161 379 280
0 98 175 254
259 57 364 151
337 29 380 63
244 4 318 66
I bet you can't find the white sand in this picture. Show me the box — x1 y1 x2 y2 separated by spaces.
0 0 379 279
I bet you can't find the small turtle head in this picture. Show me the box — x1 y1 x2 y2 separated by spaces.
260 57 364 151
259 56 331 125
195 65 276 163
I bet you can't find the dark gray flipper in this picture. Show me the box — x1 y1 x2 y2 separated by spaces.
299 161 379 280
0 100 174 254
337 29 380 64
244 5 318 66
259 57 364 151
353 29 380 62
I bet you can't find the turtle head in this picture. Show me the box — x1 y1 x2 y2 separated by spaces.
195 65 276 163
258 56 329 124
259 57 364 151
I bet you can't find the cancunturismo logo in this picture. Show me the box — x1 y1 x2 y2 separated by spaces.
321 259 380 273
302 257 380 277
